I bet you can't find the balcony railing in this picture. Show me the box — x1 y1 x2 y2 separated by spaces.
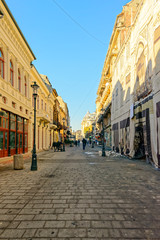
37 109 50 123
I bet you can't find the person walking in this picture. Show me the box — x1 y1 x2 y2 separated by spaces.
82 138 86 150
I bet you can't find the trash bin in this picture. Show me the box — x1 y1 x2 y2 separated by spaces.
13 154 24 170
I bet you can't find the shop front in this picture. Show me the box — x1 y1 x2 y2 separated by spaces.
0 110 28 158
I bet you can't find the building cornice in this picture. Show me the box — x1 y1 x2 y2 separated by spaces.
1 0 36 60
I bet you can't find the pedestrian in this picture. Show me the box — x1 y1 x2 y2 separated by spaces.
82 138 86 150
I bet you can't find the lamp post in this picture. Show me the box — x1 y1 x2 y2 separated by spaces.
31 82 39 171
62 117 65 152
101 108 106 157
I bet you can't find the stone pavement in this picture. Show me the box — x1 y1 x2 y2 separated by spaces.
0 145 160 239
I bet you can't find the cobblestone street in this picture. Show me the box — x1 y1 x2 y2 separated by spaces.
0 145 160 239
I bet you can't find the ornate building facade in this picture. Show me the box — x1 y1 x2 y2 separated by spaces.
96 0 160 168
0 0 69 159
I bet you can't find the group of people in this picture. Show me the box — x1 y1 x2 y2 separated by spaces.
75 138 95 150
73 138 87 150
74 139 80 146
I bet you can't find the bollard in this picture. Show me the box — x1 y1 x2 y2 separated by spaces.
13 154 24 170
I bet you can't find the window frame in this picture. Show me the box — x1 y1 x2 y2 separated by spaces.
18 68 21 92
0 49 4 79
24 76 27 97
10 60 14 86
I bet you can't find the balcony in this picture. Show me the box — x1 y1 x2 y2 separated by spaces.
49 122 57 130
37 109 50 123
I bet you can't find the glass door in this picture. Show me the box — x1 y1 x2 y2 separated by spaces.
0 111 9 157
17 116 23 154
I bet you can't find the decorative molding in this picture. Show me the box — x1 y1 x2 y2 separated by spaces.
153 11 160 28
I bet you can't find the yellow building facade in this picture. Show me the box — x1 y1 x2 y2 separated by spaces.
81 111 96 138
0 0 69 159
0 0 35 157
96 0 160 168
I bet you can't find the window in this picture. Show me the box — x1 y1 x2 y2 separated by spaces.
10 113 16 130
18 69 21 92
0 49 4 79
10 61 14 86
17 116 23 131
45 103 47 112
12 102 16 108
2 96 6 104
24 76 27 97
41 99 43 110
37 95 39 110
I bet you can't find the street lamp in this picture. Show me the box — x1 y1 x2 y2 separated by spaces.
101 108 106 157
62 117 65 152
31 81 39 171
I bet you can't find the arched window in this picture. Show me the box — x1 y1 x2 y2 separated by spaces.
10 61 14 86
0 49 4 79
24 76 27 97
18 69 21 92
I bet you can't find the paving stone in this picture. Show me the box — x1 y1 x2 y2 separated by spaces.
32 204 53 208
109 229 121 238
35 229 58 238
18 221 45 229
121 229 145 238
0 215 16 221
87 228 109 237
91 221 112 228
4 204 25 209
112 221 124 228
100 214 115 220
44 221 65 228
57 214 81 221
7 221 20 229
64 208 85 214
14 215 35 221
0 221 10 229
34 214 57 220
81 214 100 220
65 220 91 228
0 229 25 238
19 209 42 215
58 228 86 237
22 229 36 238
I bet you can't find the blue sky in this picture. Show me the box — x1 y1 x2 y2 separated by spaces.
5 0 128 131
